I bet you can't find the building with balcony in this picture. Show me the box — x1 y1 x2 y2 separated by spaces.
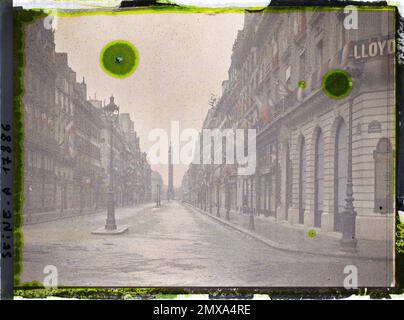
183 8 395 241
23 19 58 218
72 78 104 213
23 18 152 222
151 170 164 204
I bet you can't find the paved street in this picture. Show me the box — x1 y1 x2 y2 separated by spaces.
22 201 392 287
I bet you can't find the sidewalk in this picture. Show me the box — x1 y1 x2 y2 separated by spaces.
23 208 101 225
23 203 153 225
184 203 393 260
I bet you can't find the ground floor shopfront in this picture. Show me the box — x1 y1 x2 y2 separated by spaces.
24 170 150 223
190 89 395 242
252 89 394 241
24 172 105 220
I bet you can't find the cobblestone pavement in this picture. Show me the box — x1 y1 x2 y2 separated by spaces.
21 201 393 287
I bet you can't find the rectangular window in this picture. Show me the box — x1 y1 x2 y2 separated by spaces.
316 40 324 67
272 38 278 65
341 23 346 49
285 65 292 83
28 151 32 168
32 152 36 168
299 51 306 81
299 12 307 33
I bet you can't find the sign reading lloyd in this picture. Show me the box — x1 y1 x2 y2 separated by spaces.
353 35 395 61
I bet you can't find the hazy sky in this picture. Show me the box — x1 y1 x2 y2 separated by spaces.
54 12 244 187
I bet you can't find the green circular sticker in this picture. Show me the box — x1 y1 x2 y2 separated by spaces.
100 40 139 78
308 229 316 238
322 69 352 99
298 80 306 89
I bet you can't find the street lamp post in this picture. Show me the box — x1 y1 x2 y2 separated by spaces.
26 184 32 223
209 178 213 213
203 185 207 211
249 176 255 231
225 179 230 221
92 96 128 235
341 99 357 251
156 184 161 207
216 182 220 217
105 96 119 231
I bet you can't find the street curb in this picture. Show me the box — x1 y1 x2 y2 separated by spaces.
91 225 129 235
23 209 104 226
23 203 156 226
183 203 389 261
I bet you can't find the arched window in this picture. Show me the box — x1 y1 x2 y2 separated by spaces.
299 137 306 224
286 143 292 220
374 138 393 213
264 175 269 216
334 120 347 232
314 129 324 227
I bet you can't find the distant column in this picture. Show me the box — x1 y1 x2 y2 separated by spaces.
167 142 174 201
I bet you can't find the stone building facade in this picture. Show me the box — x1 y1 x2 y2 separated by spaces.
183 8 395 241
24 19 58 218
23 19 152 222
54 52 81 215
151 170 164 203
72 78 104 213
89 98 152 208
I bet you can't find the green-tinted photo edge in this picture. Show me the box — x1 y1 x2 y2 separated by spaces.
12 4 403 299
